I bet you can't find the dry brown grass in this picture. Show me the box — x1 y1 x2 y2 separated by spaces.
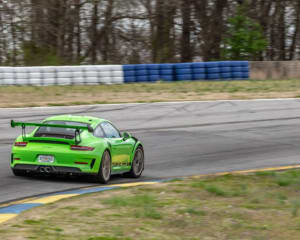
1 79 300 108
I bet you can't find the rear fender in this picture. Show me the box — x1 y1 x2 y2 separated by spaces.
130 137 143 163
92 141 111 173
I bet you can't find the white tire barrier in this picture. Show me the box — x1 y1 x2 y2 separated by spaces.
0 65 125 86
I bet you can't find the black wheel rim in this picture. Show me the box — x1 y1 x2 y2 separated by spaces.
133 149 144 175
102 152 111 181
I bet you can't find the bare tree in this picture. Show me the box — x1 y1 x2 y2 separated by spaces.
0 0 299 65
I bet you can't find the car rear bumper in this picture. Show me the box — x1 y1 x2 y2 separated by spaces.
12 164 97 175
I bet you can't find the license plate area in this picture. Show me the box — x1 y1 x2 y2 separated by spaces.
38 155 55 163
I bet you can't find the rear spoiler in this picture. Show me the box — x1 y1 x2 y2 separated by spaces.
11 120 94 144
11 120 93 132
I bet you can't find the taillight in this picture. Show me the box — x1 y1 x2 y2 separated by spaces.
70 145 94 151
14 142 28 147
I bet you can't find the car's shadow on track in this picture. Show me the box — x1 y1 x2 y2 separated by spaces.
13 173 149 185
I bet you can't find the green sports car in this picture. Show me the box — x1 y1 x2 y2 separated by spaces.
10 115 144 183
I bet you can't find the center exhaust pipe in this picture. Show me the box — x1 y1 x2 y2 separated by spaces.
39 167 51 173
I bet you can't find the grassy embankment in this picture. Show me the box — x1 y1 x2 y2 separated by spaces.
1 79 300 108
1 170 300 239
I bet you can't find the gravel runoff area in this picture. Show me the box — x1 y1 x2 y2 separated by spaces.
1 169 300 239
1 79 300 108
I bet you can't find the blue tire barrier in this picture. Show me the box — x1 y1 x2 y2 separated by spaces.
124 76 136 83
230 61 242 67
147 64 160 70
149 75 160 82
192 68 206 74
220 67 231 73
191 62 206 68
240 61 249 67
124 70 135 77
207 73 220 80
206 67 220 74
176 74 193 81
160 69 173 75
205 62 219 68
192 74 206 80
136 75 148 82
135 64 147 70
122 61 249 83
242 72 249 78
220 72 232 79
160 64 174 69
219 61 231 67
160 75 174 81
232 72 243 79
123 65 135 71
175 68 192 75
231 66 243 72
136 69 148 76
175 63 192 69
241 67 249 72
148 69 160 75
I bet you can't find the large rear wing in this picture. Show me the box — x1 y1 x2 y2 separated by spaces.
11 120 93 132
10 120 94 144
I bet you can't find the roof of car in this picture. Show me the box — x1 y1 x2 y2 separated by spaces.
43 115 106 127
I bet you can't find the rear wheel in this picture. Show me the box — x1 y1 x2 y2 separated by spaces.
95 150 111 184
128 146 144 178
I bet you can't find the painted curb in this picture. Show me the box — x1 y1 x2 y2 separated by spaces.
190 165 300 179
0 180 163 224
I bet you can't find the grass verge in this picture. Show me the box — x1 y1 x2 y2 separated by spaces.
1 79 300 108
2 169 300 239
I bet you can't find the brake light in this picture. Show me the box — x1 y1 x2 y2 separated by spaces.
70 145 94 151
14 142 27 147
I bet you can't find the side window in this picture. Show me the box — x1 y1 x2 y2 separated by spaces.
101 122 120 138
94 125 105 138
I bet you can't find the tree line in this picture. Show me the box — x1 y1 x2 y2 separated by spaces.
0 0 300 66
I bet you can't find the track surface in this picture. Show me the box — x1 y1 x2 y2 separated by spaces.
1 99 300 203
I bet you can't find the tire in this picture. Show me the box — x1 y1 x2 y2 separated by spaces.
12 169 27 177
176 74 193 81
95 150 111 184
128 146 144 178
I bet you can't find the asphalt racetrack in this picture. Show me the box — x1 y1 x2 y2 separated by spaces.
1 99 300 203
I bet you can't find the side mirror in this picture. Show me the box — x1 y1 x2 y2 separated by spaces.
122 132 131 141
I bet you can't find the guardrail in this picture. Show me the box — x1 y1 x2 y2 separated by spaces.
0 61 249 85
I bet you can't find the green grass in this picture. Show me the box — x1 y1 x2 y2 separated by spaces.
1 79 300 107
103 193 157 208
176 207 206 216
3 169 300 239
204 184 228 196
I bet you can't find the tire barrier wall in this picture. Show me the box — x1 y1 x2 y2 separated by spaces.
124 61 249 83
0 61 249 85
0 65 124 86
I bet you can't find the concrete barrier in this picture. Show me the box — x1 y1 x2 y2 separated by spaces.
250 61 300 80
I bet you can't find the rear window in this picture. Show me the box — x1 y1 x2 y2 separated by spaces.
34 121 89 139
